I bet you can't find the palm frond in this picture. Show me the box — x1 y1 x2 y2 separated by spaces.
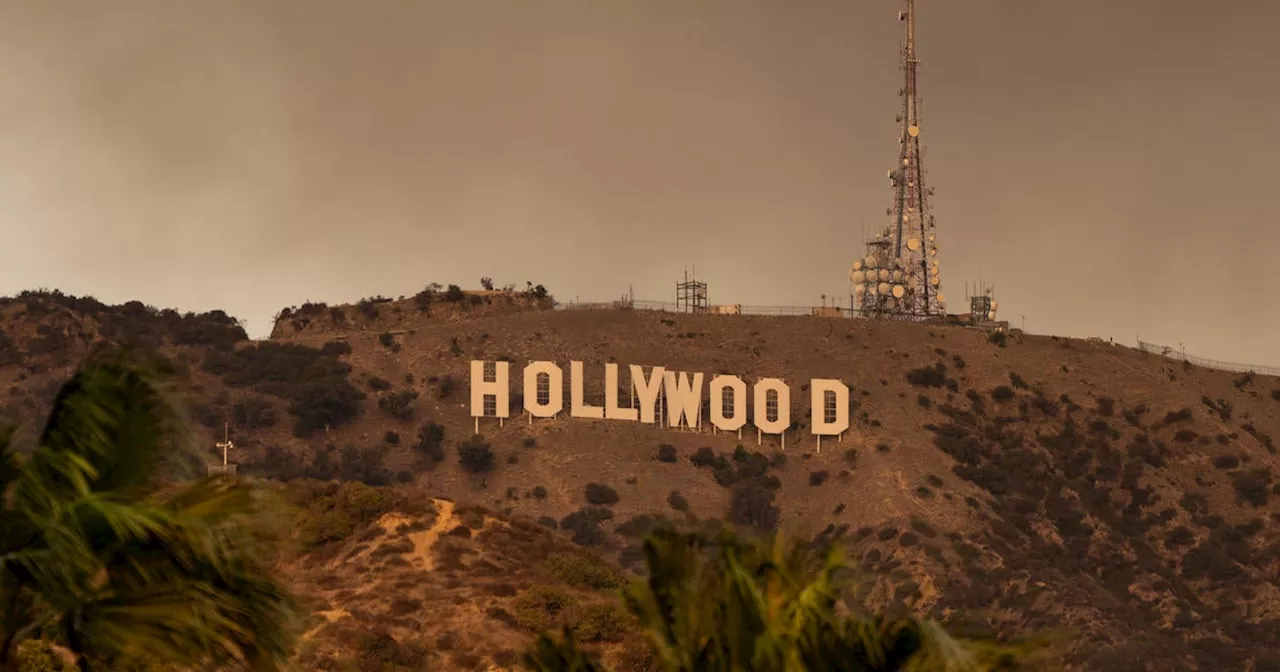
0 353 299 671
522 628 609 672
0 424 19 494
569 526 1061 672
19 352 191 507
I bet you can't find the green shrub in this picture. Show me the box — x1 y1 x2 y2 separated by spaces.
15 640 73 672
571 603 630 643
514 586 578 632
544 552 626 590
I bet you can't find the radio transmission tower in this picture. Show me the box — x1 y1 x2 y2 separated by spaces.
852 0 946 319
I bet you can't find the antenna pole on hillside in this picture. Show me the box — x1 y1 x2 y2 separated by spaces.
216 422 234 468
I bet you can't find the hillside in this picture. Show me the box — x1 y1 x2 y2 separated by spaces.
2 287 1279 671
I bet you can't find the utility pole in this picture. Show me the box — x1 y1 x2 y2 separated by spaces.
215 422 235 473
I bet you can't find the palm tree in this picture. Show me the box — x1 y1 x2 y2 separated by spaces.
0 348 298 671
525 527 1059 671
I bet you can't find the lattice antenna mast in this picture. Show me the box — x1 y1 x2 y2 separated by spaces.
893 0 918 258
851 0 946 318
892 0 943 316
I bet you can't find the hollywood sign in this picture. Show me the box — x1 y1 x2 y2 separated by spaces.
468 360 852 448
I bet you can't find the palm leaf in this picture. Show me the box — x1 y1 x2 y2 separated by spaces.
0 424 19 493
531 525 1061 672
0 352 299 671
523 628 608 672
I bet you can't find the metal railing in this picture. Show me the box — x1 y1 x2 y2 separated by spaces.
557 299 864 318
554 298 975 323
1136 340 1280 377
205 464 239 477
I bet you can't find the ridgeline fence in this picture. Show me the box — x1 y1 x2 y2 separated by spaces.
554 299 959 322
555 299 846 317
1136 340 1280 377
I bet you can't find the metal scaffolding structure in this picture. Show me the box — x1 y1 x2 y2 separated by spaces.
675 270 708 314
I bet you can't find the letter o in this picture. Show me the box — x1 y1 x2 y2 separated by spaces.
523 361 564 417
753 378 790 434
709 375 747 431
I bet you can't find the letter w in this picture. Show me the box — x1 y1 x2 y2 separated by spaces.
662 371 704 428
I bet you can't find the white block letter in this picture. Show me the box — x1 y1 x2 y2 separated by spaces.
469 360 510 418
809 379 849 436
663 371 704 428
605 363 639 421
709 375 748 432
569 361 604 419
630 365 666 424
753 378 790 434
523 361 563 418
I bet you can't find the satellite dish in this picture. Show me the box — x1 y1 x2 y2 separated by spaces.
907 276 919 289
865 256 877 268
866 270 880 283
991 300 999 311
891 284 906 299
878 269 891 282
906 237 921 251
852 259 863 271
878 282 891 296
892 269 904 282
868 283 879 296
908 125 920 137
930 248 938 257
987 311 997 321
854 284 866 296
903 158 910 166
930 266 940 276
849 268 860 282
929 276 940 287
937 292 946 304
927 233 936 242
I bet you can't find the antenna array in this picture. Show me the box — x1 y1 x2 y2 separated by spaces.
853 0 947 320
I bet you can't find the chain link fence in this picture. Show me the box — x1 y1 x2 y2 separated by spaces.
1136 340 1280 377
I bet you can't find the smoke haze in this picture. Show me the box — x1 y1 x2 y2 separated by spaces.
0 0 1276 366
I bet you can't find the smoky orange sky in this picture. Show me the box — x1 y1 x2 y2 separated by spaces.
0 1 1276 367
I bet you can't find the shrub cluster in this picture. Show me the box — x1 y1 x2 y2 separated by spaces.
286 480 402 549
7 290 248 353
905 363 947 388
377 389 418 421
459 436 495 473
201 342 365 437
689 446 782 531
584 483 620 506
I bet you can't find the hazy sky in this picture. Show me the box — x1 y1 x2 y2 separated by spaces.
1 1 1276 367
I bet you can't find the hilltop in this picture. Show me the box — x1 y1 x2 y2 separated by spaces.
1 286 1278 671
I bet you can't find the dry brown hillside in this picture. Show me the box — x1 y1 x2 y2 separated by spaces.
2 287 1279 671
